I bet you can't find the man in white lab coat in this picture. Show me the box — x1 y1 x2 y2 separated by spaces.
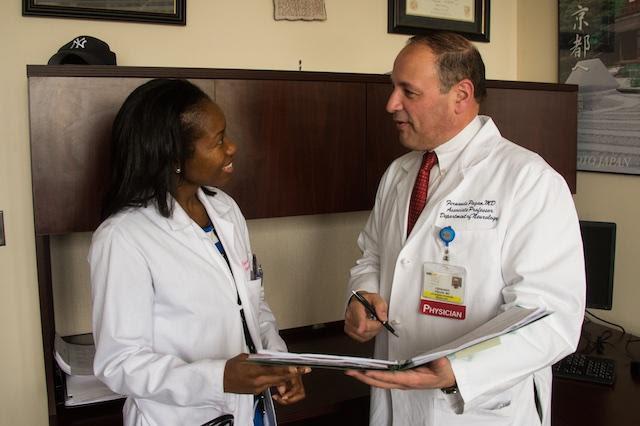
344 32 585 426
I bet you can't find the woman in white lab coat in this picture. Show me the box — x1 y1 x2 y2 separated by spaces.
89 79 307 426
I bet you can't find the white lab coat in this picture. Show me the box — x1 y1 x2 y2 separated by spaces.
89 188 286 426
348 116 585 426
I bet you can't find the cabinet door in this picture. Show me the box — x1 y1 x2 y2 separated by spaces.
28 76 215 234
481 87 577 192
215 80 367 218
365 83 409 207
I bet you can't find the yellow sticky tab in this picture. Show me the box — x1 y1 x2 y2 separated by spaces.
451 337 501 359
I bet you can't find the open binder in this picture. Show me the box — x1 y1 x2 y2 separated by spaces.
249 306 550 370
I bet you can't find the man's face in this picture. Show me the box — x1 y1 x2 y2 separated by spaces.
386 44 458 151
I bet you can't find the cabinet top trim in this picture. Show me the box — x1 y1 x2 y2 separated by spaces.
26 65 577 92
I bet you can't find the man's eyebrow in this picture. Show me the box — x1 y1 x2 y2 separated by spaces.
394 81 419 92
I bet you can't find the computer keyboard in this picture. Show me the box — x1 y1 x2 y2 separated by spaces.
553 353 616 385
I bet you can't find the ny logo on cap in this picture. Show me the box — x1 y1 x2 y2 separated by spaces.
70 37 87 49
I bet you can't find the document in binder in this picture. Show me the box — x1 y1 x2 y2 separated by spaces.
248 306 550 370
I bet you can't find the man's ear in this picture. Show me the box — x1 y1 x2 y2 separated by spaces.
453 79 476 114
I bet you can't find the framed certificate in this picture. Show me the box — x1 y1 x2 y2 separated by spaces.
23 0 186 25
388 0 490 42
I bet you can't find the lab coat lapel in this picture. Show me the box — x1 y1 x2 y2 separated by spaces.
199 190 239 273
200 190 263 351
157 200 221 269
427 117 502 216
404 117 501 242
395 152 422 241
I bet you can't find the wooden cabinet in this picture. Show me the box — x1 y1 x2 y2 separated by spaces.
480 82 578 192
216 79 367 217
26 65 577 425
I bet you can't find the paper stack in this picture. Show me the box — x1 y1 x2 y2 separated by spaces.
54 333 124 406
249 306 550 370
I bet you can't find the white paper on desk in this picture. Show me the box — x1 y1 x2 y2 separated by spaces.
54 333 95 376
249 306 550 370
64 374 124 407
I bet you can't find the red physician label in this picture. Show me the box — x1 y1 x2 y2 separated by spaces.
420 300 466 320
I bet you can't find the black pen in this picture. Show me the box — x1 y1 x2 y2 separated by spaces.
251 254 257 280
251 253 263 280
351 290 399 337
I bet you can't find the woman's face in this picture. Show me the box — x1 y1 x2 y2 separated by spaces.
182 100 237 189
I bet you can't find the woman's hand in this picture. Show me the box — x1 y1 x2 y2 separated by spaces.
223 353 310 395
272 373 306 405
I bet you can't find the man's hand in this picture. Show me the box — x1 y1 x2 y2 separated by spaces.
345 357 456 390
223 353 310 395
344 291 388 342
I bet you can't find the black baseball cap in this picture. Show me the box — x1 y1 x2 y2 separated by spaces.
48 36 117 65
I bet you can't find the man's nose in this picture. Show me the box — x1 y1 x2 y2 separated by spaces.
386 90 401 114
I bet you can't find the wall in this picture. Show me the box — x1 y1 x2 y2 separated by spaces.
6 1 633 425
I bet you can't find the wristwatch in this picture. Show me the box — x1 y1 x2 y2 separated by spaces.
441 383 458 395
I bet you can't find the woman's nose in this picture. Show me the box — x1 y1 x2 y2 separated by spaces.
225 138 237 155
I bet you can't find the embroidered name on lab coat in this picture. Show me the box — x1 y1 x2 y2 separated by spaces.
439 199 499 222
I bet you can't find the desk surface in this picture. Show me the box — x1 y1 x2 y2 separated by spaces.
54 322 373 426
275 322 372 424
57 320 639 426
552 321 640 426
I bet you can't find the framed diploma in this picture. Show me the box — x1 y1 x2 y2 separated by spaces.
23 0 186 25
388 0 490 42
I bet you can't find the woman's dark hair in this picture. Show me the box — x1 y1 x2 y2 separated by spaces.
102 78 212 218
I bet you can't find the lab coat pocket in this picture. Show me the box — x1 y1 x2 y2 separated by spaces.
446 228 499 265
434 392 513 426
245 278 263 313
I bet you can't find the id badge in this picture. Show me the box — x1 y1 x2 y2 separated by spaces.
419 262 467 320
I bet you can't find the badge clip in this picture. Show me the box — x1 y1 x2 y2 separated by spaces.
439 226 455 262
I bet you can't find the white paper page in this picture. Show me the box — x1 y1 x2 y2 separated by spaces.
407 306 548 367
54 351 72 375
54 333 95 376
249 350 400 370
249 306 549 370
65 374 124 406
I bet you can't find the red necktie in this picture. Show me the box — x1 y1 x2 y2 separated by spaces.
407 151 438 237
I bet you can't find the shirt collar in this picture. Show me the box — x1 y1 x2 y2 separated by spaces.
433 115 482 174
165 187 230 231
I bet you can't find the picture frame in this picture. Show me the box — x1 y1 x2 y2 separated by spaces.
388 0 490 42
23 0 186 25
558 0 640 175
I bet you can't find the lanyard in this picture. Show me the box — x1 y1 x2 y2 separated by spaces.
203 223 257 354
